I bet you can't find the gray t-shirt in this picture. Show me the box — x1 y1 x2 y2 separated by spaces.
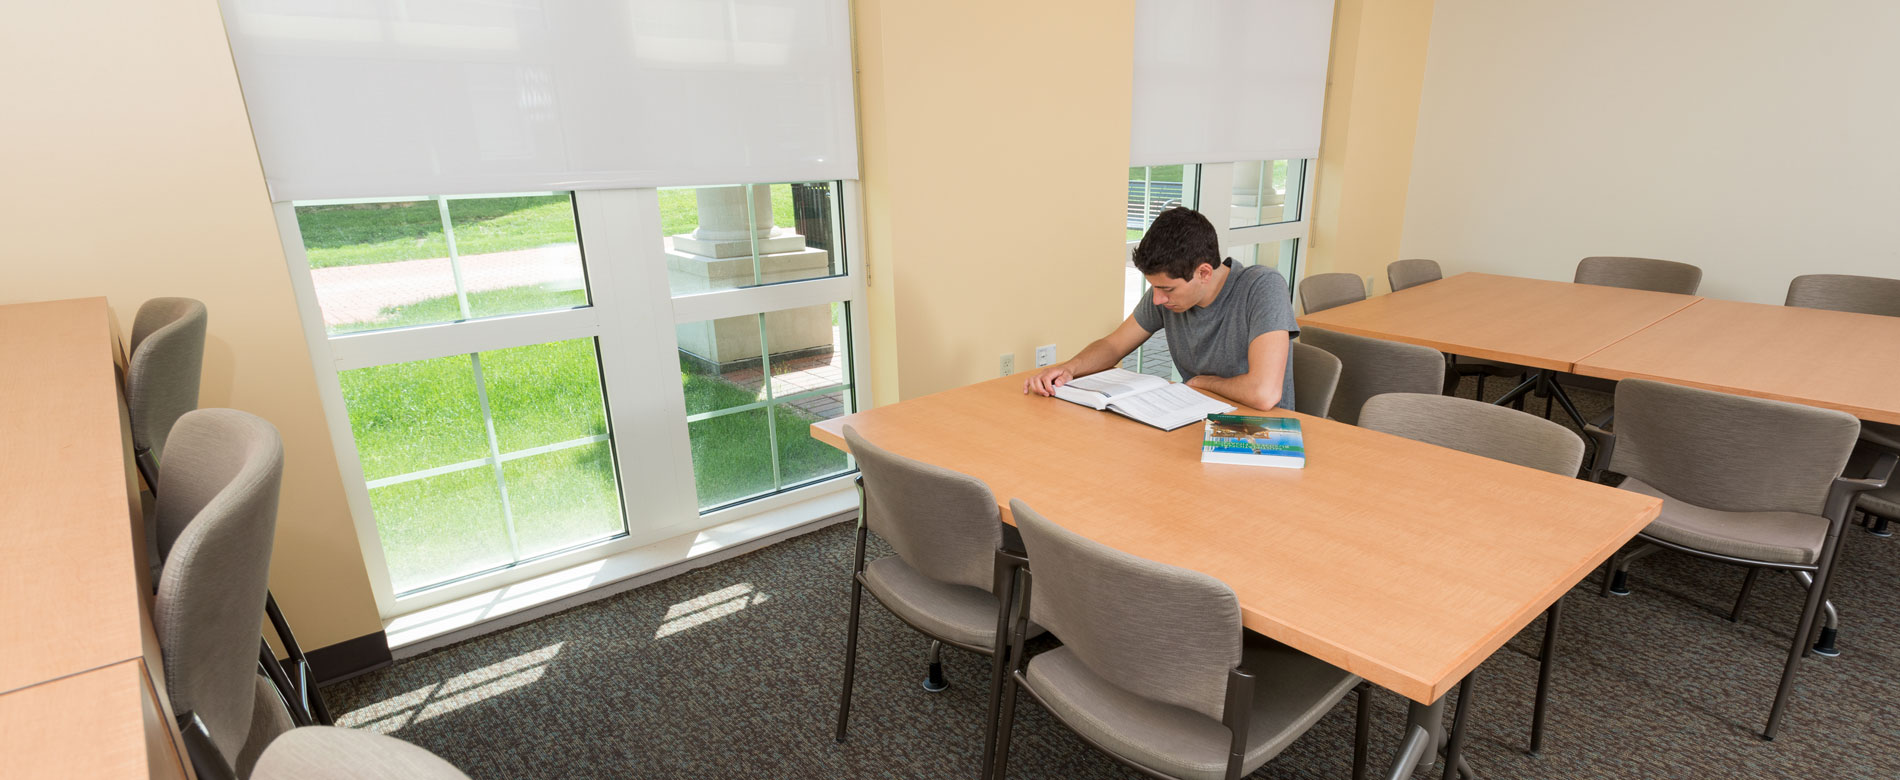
1132 260 1300 410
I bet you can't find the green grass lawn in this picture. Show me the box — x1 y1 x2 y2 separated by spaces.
298 187 801 270
336 294 849 592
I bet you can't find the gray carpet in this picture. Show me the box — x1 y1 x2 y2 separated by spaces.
327 378 1900 779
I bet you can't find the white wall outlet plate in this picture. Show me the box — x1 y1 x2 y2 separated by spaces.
1000 353 1015 376
1035 344 1057 368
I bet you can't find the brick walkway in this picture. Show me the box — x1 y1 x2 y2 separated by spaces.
714 329 850 420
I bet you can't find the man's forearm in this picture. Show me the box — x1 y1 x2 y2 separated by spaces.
1189 373 1280 412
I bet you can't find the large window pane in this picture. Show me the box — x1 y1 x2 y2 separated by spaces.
339 336 625 594
776 390 851 486
1232 239 1299 274
370 468 512 594
688 408 775 509
1229 160 1304 228
1126 165 1198 242
339 355 489 481
661 181 844 296
678 302 855 511
481 338 610 453
505 442 624 560
298 193 587 335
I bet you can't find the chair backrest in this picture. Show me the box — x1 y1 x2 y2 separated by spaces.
1011 499 1240 722
127 297 209 475
1299 272 1367 314
1360 393 1584 477
1573 256 1702 295
845 425 1001 592
153 409 284 764
253 727 471 780
1298 328 1445 426
1785 274 1900 317
1608 379 1859 515
1387 259 1443 292
1289 341 1342 418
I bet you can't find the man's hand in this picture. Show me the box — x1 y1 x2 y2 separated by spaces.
1024 363 1075 396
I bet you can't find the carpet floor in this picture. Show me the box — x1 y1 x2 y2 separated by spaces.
327 378 1900 779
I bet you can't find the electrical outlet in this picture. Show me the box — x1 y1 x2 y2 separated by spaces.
999 353 1015 376
1035 344 1057 368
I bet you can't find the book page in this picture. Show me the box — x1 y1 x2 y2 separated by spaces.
1107 382 1235 430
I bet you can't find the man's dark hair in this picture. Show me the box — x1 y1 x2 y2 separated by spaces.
1132 207 1223 281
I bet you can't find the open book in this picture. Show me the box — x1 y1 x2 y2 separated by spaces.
1052 368 1236 431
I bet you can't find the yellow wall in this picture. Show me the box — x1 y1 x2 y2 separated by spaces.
0 2 383 648
854 0 1136 403
1306 0 1436 295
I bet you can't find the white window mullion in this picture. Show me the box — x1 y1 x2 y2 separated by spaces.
576 188 705 543
272 200 401 613
329 307 600 371
667 276 859 325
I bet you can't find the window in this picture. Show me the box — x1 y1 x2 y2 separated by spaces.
282 182 866 613
1118 160 1314 377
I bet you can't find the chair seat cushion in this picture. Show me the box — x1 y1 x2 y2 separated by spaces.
1861 485 1900 518
1023 632 1358 780
862 555 1011 650
1620 478 1828 565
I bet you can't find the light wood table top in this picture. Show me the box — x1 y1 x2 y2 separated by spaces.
813 376 1660 704
1 297 148 694
1296 272 1701 371
0 660 189 780
1574 298 1900 425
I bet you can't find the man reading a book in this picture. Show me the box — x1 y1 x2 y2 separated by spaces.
1025 207 1299 411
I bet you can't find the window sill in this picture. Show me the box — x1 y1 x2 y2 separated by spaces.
382 482 858 657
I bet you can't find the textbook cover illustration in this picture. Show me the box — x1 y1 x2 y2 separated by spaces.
1201 414 1306 469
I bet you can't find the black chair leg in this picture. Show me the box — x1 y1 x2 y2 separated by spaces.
1730 568 1761 622
259 640 312 727
835 522 869 743
264 592 332 726
923 640 948 691
1872 513 1892 537
1443 673 1475 780
1353 683 1371 780
1764 562 1836 739
991 673 1023 780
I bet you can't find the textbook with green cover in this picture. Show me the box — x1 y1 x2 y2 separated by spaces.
1201 414 1306 469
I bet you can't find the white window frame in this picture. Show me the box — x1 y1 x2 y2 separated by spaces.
275 182 870 619
1124 160 1316 278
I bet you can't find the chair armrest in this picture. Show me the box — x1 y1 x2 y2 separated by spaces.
1582 422 1616 482
1824 452 1898 526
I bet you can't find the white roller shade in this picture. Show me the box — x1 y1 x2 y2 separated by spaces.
1130 0 1335 166
219 0 858 202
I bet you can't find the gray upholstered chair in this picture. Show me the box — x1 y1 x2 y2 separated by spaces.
154 409 286 778
1298 272 1366 314
988 500 1368 780
1588 380 1893 739
1785 273 1900 317
835 425 1031 742
1849 443 1900 537
1573 256 1703 295
1360 393 1584 753
1386 258 1442 292
128 297 208 489
1288 341 1341 419
1784 274 1900 464
252 727 470 780
1298 328 1445 426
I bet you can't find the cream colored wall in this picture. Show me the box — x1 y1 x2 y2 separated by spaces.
1305 0 1436 296
0 2 383 648
854 0 1135 403
1401 0 1900 304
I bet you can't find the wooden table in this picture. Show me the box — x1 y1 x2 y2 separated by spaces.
1574 298 1900 425
813 376 1660 775
1296 272 1700 372
0 297 192 778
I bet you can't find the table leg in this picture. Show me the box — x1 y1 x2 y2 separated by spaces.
1385 696 1445 780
